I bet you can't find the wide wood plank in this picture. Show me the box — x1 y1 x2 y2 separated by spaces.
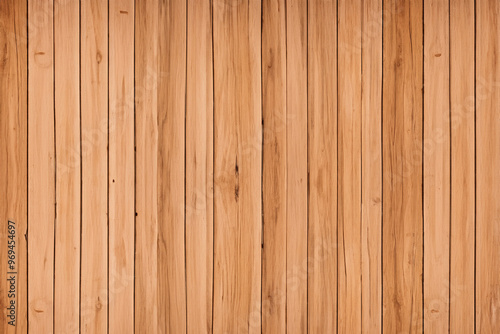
361 0 383 331
307 0 337 332
476 0 500 332
213 0 262 332
185 0 213 332
0 0 28 332
157 0 187 332
108 0 135 331
449 0 475 331
382 0 423 332
54 0 81 331
338 0 362 331
135 0 159 332
262 0 286 332
27 0 55 331
423 0 450 331
80 0 109 331
285 0 308 332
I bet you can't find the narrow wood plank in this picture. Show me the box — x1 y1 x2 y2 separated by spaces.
262 0 286 332
80 0 109 331
135 0 159 332
382 0 423 332
54 0 81 331
108 0 135 331
286 0 308 332
27 0 55 331
307 0 337 332
338 0 362 331
423 0 450 331
213 0 262 332
449 0 475 331
157 0 187 331
361 0 383 332
0 0 28 331
476 0 500 332
185 0 213 332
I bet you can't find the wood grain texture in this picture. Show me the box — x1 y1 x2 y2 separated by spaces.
6 1 500 332
476 0 500 332
157 0 186 332
307 0 337 332
423 0 450 331
54 0 81 331
108 0 135 332
186 0 213 332
338 0 362 331
135 0 159 332
449 0 475 331
262 0 286 332
382 0 423 332
361 0 383 331
28 0 55 331
80 0 109 331
0 0 28 332
286 0 308 332
213 0 262 333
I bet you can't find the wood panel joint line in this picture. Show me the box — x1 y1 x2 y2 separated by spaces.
52 0 57 329
184 0 188 332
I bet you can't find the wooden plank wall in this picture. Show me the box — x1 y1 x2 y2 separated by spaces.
1 0 500 332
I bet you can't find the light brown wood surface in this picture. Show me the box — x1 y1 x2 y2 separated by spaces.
307 0 337 332
135 0 159 332
382 0 423 332
54 0 81 331
262 0 286 332
80 0 109 332
2 0 500 332
450 0 475 331
423 0 450 331
186 0 213 332
27 0 55 332
0 0 27 333
338 0 362 331
476 0 500 332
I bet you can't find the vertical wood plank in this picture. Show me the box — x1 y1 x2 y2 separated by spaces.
135 0 159 332
185 0 213 332
338 0 362 331
108 0 135 331
476 0 500 332
27 0 55 331
361 0 383 331
80 0 109 331
0 0 28 332
157 0 187 332
423 0 450 331
308 0 337 332
382 0 423 332
449 0 475 331
286 0 308 332
262 0 286 332
213 0 262 332
54 0 81 331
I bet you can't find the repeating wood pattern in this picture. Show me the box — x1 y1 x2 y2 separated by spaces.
2 0 500 332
